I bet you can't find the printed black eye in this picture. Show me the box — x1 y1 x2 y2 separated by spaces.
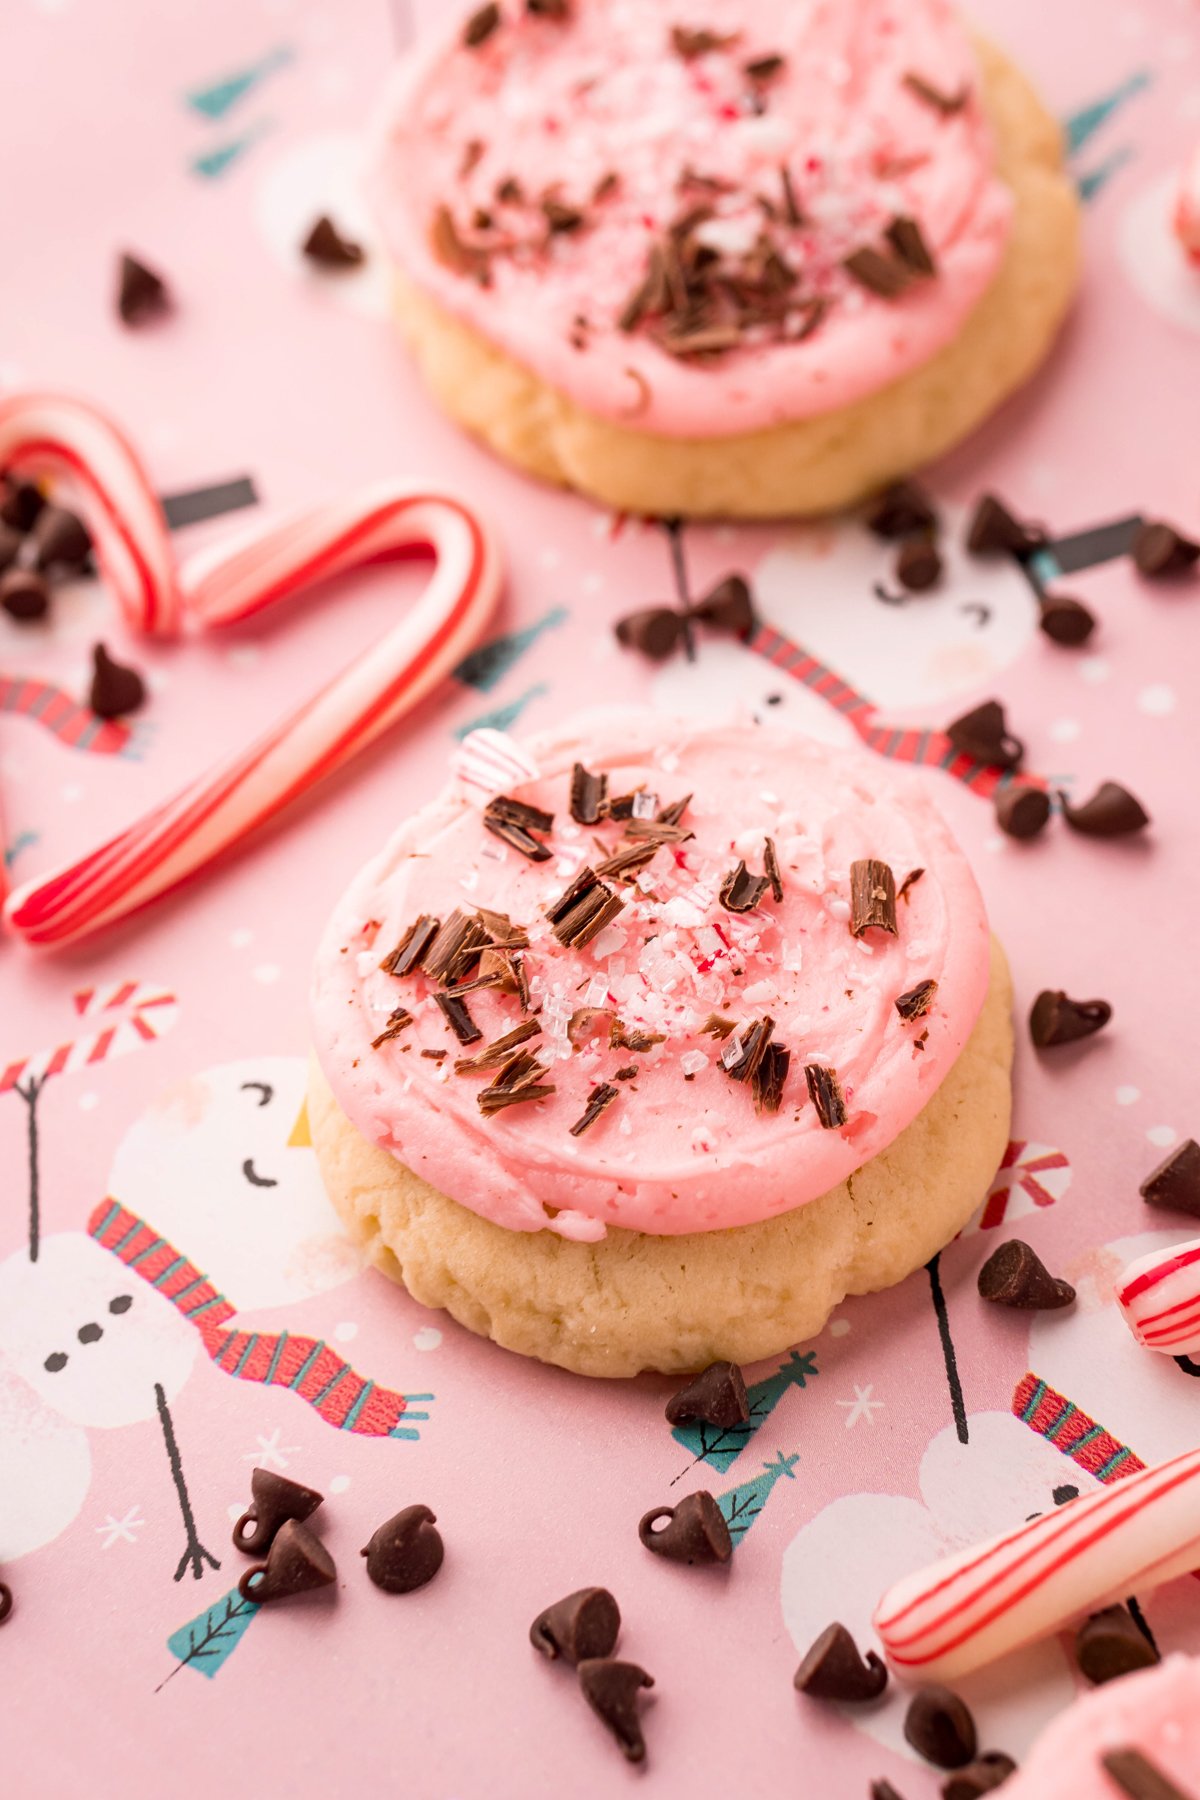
872 581 907 608
1052 1484 1079 1505
109 1294 133 1314
240 1082 274 1108
44 1352 68 1373
243 1158 279 1189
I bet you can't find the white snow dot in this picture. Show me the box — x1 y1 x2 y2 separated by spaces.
1147 1125 1178 1148
230 928 254 950
60 783 84 803
78 1092 100 1112
252 963 282 985
225 645 261 670
1115 1085 1141 1106
828 1319 850 1338
227 1502 244 1522
413 1326 443 1352
329 1475 351 1496
538 546 562 570
581 572 604 595
1080 658 1111 684
333 1321 358 1343
1049 719 1081 744
982 835 1007 854
1138 684 1176 717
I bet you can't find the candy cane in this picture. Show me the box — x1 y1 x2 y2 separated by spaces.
450 726 541 804
0 391 180 634
1117 1238 1200 1357
874 1444 1200 1682
1173 142 1200 266
4 482 501 947
0 980 179 1092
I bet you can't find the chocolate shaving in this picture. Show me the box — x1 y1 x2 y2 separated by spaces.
885 215 935 277
430 205 490 283
670 25 739 58
477 1051 556 1115
805 1064 847 1129
570 763 608 825
474 906 529 948
844 245 914 300
527 0 570 14
763 837 783 903
786 297 828 342
850 860 898 938
1058 781 1150 838
483 794 553 861
722 1017 774 1086
606 792 641 821
422 911 492 985
966 493 1043 558
744 52 785 81
1101 1748 1192 1800
380 915 440 977
371 1009 413 1050
592 170 619 202
496 175 523 205
720 860 770 914
614 1065 638 1080
569 1082 619 1137
611 1023 665 1053
421 1048 448 1061
656 793 693 827
902 71 970 116
897 867 924 903
434 992 482 1045
701 1013 736 1039
779 165 803 227
545 867 625 949
754 1040 790 1113
624 817 692 844
595 840 660 881
568 1008 614 1048
463 3 500 47
455 1018 542 1074
895 980 938 1022
459 138 486 178
542 195 585 234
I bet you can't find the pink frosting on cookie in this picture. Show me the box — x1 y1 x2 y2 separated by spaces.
1002 1656 1200 1800
310 713 990 1242
370 0 1012 437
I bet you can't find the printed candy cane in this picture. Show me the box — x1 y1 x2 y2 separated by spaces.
89 1200 432 1441
0 391 180 634
0 980 179 1092
874 1444 1200 1682
1117 1238 1200 1357
5 481 501 947
967 1140 1072 1235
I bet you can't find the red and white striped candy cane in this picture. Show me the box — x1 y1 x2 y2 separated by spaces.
1117 1237 1200 1357
0 979 179 1092
5 485 500 947
0 391 180 634
874 1444 1200 1682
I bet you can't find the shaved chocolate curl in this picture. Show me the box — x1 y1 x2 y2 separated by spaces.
530 1587 620 1664
483 794 554 863
1058 781 1149 837
763 837 783 902
719 860 770 914
793 1622 888 1702
903 70 969 115
671 25 738 58
701 1014 736 1040
885 215 936 277
744 52 785 81
570 762 608 825
754 1040 790 1113
380 914 439 977
865 480 937 540
844 245 913 299
946 700 1023 771
722 1016 774 1087
422 911 492 985
463 2 500 46
1101 1748 1192 1800
995 784 1051 840
895 979 937 1022
371 1008 413 1050
1029 989 1111 1048
665 1360 748 1428
1140 1140 1200 1218
850 860 897 938
434 992 482 1046
1074 1604 1159 1686
477 1052 555 1115
569 1083 619 1137
1132 519 1200 578
805 1064 846 1129
897 867 924 903
456 1019 541 1074
977 1238 1075 1310
577 1658 655 1764
545 867 624 949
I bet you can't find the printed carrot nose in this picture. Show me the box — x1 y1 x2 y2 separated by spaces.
287 1099 312 1148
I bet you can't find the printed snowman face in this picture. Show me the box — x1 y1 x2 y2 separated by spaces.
106 1056 361 1311
781 1411 1093 1763
652 507 1039 732
0 1233 195 1429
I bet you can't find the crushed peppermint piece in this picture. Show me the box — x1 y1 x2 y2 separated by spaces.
679 1050 708 1077
569 1082 619 1136
631 790 660 820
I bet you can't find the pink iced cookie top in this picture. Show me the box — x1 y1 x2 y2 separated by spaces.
1003 1656 1200 1800
369 0 1013 438
310 712 990 1242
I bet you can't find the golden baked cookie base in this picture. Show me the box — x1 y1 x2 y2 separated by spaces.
308 938 1013 1378
390 39 1079 519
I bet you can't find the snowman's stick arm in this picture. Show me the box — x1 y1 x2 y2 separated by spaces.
11 1075 43 1262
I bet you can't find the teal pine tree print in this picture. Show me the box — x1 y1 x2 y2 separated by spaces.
159 1587 259 1687
716 1452 800 1546
671 1350 818 1472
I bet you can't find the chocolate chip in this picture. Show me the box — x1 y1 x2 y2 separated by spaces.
665 1360 749 1428
361 1504 444 1593
1029 989 1112 1048
941 1755 1018 1800
870 1784 906 1800
1038 593 1096 645
994 783 1050 840
0 479 45 532
903 1686 978 1769
903 71 969 115
1075 1603 1159 1686
237 1518 336 1603
577 1658 654 1763
844 245 914 299
850 859 897 937
1140 1140 1200 1217
34 504 92 573
89 643 146 719
1132 519 1200 578
886 215 936 278
977 1239 1075 1310
692 573 755 635
895 979 938 1022
233 1469 324 1556
793 1622 888 1702
639 1491 732 1565
805 1063 847 1129
946 700 1023 770
117 251 171 325
463 2 501 46
569 762 608 825
530 1587 620 1663
614 606 685 661
895 534 942 592
865 480 937 539
0 568 51 623
1058 781 1149 837
720 859 770 913
1102 1747 1191 1800
0 1580 11 1625
965 494 1041 558
301 215 365 269
0 521 23 574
